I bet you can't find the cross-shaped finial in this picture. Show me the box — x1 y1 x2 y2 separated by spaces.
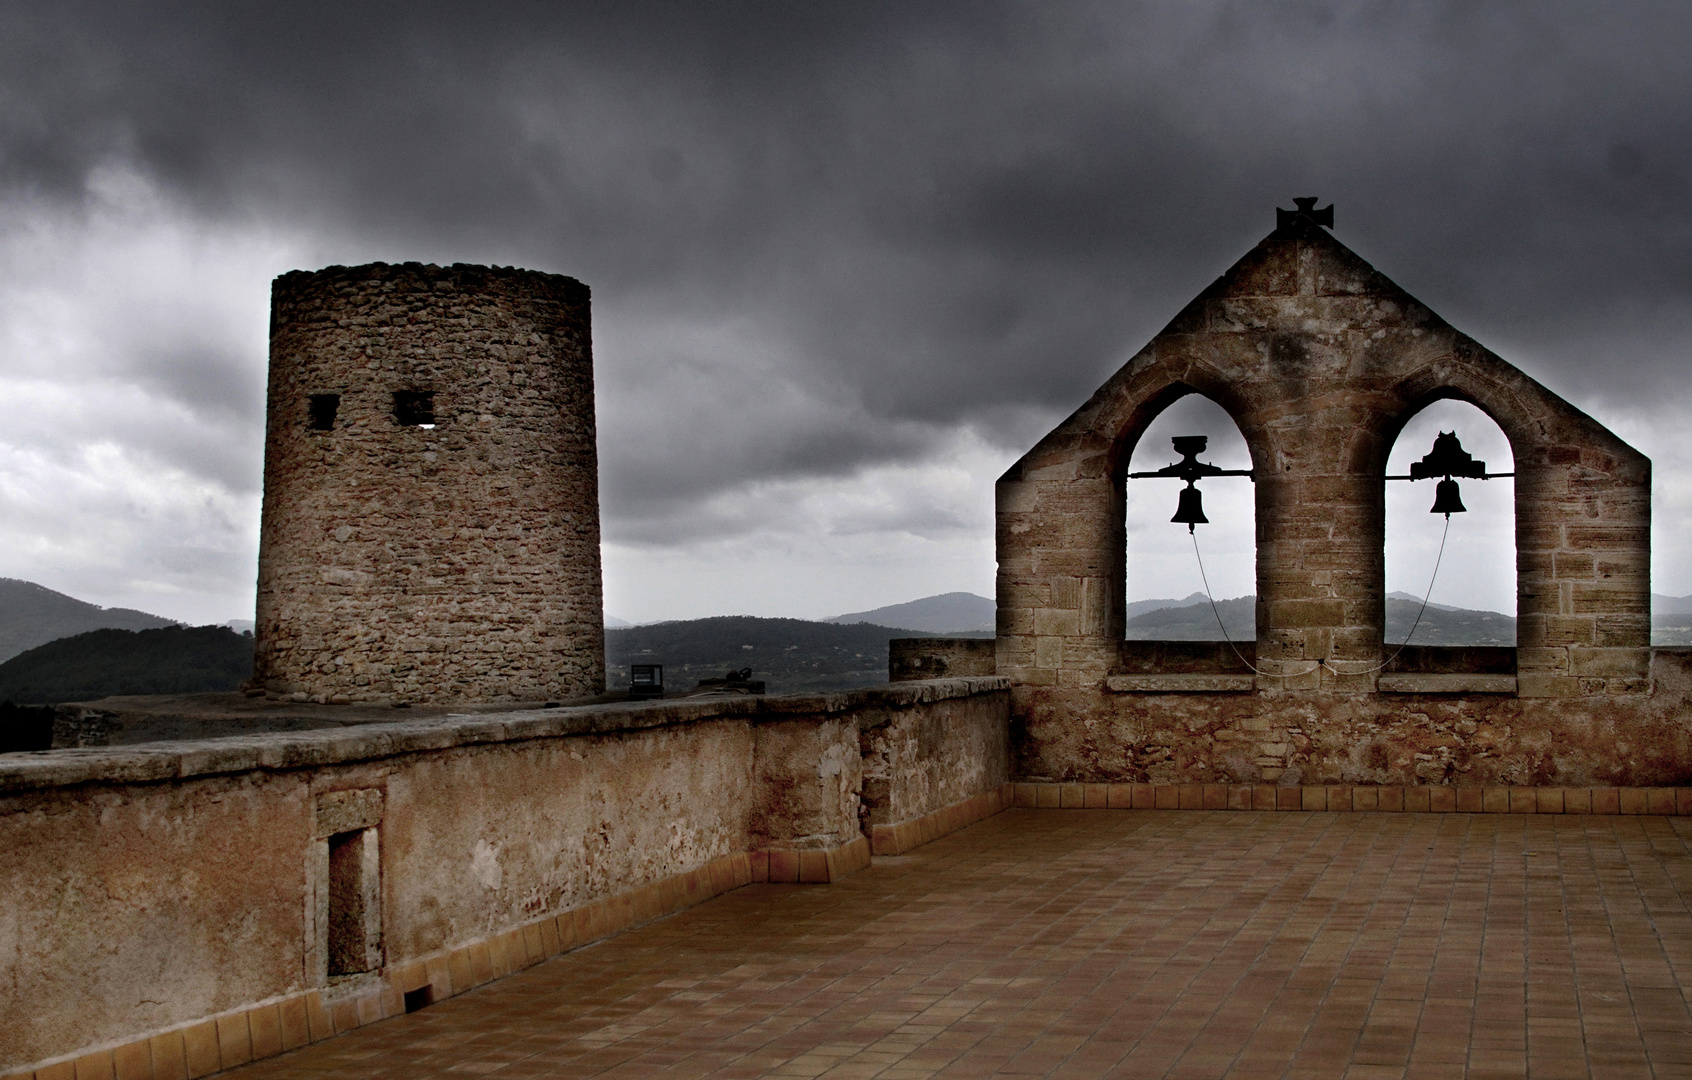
1277 197 1335 229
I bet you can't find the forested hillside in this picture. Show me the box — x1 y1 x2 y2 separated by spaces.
1123 594 1517 644
606 616 988 695
0 625 254 704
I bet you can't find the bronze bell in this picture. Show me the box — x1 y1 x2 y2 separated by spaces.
1172 484 1208 531
1430 478 1466 517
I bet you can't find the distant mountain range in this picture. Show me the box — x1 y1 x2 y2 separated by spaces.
825 592 995 634
0 579 178 663
4 578 1688 709
1126 592 1515 644
1124 591 1692 646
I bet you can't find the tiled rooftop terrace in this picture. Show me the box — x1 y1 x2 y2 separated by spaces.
224 809 1692 1079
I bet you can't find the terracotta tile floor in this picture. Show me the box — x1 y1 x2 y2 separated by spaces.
231 810 1692 1079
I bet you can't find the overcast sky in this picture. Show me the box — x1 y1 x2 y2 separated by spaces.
1 1 1689 625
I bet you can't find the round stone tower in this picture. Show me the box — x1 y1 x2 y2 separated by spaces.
253 262 604 704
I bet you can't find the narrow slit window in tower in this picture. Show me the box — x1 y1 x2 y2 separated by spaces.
308 393 340 431
392 390 435 427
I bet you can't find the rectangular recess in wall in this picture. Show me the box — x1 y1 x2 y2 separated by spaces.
326 828 379 976
392 390 435 427
308 393 340 431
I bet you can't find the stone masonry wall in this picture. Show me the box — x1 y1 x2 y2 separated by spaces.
1016 649 1692 785
254 262 603 705
996 210 1656 780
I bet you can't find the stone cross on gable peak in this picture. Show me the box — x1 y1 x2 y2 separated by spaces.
1276 196 1335 229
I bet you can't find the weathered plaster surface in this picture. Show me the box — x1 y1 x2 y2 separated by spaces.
0 679 1009 1070
0 774 310 1067
859 691 1011 829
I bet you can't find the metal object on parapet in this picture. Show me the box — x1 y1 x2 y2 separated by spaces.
628 664 664 699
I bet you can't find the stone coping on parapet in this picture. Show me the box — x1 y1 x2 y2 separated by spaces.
0 677 1009 795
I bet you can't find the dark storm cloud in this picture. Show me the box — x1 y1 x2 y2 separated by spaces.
5 0 1691 536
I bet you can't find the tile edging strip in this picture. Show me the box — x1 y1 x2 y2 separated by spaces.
869 781 1017 856
1011 781 1691 815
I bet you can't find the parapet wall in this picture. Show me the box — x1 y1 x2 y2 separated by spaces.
254 262 603 706
1015 648 1692 785
888 637 996 680
0 679 1009 1074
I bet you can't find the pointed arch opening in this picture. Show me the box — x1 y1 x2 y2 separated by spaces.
1384 398 1515 646
1124 393 1256 642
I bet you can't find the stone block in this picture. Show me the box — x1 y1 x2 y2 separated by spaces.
1518 674 1583 699
1566 525 1649 550
72 1051 113 1080
247 1004 283 1060
149 1032 190 1080
112 1041 151 1080
1033 608 1080 636
1268 599 1346 629
1568 647 1649 678
1552 552 1595 579
1517 647 1568 673
181 1021 220 1079
303 992 333 1042
1571 582 1648 615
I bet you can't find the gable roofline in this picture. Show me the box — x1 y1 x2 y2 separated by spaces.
1001 207 1645 483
